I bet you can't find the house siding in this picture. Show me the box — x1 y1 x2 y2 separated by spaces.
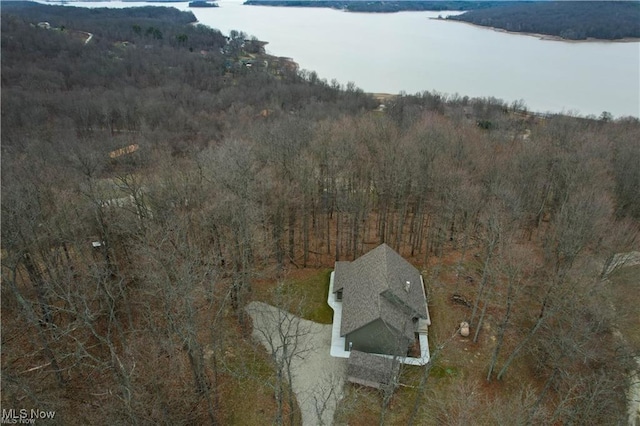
344 319 411 356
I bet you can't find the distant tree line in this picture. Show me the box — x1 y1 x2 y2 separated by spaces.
448 1 640 40
244 0 538 12
189 1 219 7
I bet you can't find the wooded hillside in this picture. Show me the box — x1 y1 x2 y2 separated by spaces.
448 1 640 40
243 0 537 13
2 2 639 424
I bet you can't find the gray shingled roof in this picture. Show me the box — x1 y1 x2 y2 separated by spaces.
336 244 428 341
333 261 352 293
347 350 400 388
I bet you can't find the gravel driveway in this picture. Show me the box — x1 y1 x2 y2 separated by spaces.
246 301 347 426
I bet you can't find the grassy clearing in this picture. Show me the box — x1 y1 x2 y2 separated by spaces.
265 268 334 324
218 334 281 425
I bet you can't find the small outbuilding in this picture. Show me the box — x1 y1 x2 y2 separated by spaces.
347 350 400 390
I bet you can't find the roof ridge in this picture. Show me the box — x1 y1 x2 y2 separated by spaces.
381 243 390 292
377 243 394 293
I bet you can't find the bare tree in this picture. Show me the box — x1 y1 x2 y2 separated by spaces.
486 246 528 382
497 185 611 380
138 218 220 424
311 372 344 426
246 293 313 426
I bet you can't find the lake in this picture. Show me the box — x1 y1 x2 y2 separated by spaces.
48 0 640 117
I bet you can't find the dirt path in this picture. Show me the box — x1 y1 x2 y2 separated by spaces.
246 301 346 426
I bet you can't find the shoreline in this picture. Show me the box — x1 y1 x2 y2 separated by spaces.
434 18 640 44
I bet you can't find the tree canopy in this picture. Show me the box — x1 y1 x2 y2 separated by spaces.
448 1 640 40
2 2 639 425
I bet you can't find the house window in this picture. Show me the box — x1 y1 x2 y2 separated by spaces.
405 280 411 292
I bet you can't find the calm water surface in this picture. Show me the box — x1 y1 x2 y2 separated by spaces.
53 0 640 117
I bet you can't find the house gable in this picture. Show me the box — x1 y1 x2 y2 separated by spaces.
344 318 412 356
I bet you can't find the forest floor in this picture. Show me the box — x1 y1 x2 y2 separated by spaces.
245 301 347 426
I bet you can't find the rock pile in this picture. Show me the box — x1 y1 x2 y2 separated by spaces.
460 321 470 337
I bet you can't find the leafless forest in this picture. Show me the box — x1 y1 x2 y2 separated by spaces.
2 3 639 425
